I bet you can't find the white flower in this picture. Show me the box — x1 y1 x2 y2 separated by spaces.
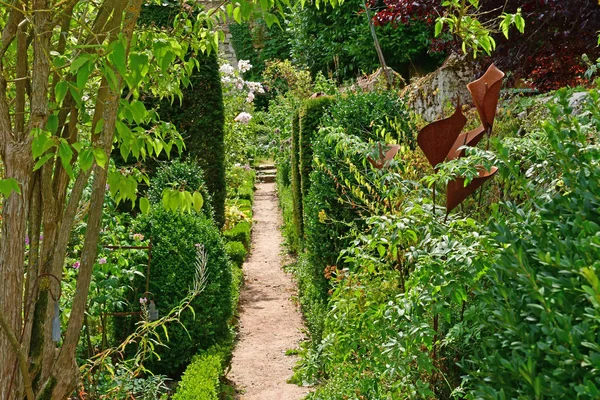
246 91 255 103
246 81 265 94
234 112 252 124
219 64 235 76
238 60 252 73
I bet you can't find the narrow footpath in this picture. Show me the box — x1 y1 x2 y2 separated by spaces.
228 173 310 400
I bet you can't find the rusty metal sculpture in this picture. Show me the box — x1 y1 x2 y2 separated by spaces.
417 64 503 218
417 106 466 170
467 64 505 132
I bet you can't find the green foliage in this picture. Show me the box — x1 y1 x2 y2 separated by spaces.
229 21 292 82
172 347 226 400
133 208 232 376
291 111 304 248
222 222 252 251
154 51 226 227
466 88 600 399
323 90 413 145
147 159 213 216
289 0 438 81
435 0 525 57
225 241 247 268
299 97 336 202
227 166 256 201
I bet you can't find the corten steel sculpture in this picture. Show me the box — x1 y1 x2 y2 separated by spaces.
467 64 505 133
417 64 504 218
417 106 466 170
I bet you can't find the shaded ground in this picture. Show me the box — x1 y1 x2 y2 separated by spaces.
228 181 310 400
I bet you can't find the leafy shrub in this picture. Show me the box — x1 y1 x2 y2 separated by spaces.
225 241 247 268
226 165 255 202
172 347 224 400
147 158 213 216
133 208 232 376
466 88 600 398
288 0 439 81
323 90 413 146
222 222 252 250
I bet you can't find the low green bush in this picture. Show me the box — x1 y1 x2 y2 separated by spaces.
132 207 232 377
225 241 247 268
222 221 251 250
172 347 225 400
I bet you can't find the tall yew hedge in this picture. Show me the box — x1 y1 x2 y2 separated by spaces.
140 3 226 227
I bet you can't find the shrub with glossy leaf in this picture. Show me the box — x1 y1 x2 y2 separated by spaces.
133 207 232 377
467 88 600 399
172 347 225 400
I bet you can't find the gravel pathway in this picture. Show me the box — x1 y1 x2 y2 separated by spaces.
228 181 310 400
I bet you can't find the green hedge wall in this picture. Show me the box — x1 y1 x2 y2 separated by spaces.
152 52 226 228
290 111 303 248
299 96 335 202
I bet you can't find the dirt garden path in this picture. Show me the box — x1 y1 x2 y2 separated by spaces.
228 180 310 400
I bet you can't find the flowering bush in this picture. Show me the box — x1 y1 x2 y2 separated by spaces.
220 60 268 166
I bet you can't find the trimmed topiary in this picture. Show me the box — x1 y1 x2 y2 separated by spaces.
299 96 335 202
290 110 303 247
172 346 226 400
133 207 232 377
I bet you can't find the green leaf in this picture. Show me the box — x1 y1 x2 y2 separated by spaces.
192 191 204 212
55 81 68 104
435 20 443 37
46 114 59 134
93 148 108 168
129 100 147 125
515 13 525 33
32 133 55 159
70 54 92 74
58 140 74 177
139 197 150 214
0 178 21 197
76 62 92 91
79 148 94 172
110 39 127 76
33 153 55 171
233 7 241 23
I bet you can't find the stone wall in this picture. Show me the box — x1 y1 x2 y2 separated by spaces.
199 0 238 66
401 53 476 122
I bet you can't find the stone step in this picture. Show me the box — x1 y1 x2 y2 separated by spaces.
255 164 276 171
257 174 276 183
257 169 276 175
